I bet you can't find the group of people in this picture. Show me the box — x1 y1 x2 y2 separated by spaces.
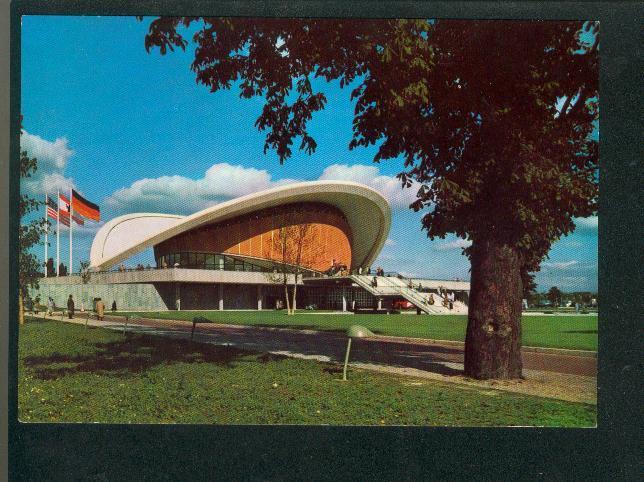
118 263 152 272
45 295 116 320
327 259 349 277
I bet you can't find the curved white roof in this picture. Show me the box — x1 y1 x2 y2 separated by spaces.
90 181 391 271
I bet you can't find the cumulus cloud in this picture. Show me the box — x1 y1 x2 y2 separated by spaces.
106 162 420 216
434 239 472 251
20 131 76 195
385 238 396 247
318 164 419 209
105 163 297 216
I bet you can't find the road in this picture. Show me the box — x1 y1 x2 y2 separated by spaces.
55 313 596 378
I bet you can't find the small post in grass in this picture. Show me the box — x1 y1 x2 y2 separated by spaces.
123 315 129 335
191 316 209 341
342 325 375 381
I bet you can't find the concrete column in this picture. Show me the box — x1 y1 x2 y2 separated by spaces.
377 298 382 310
218 283 224 311
257 285 263 310
175 283 181 311
342 288 347 312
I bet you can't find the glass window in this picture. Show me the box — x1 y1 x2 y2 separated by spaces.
196 253 205 266
168 254 175 266
205 254 215 268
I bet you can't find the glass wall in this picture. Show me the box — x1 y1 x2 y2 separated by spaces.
155 251 320 277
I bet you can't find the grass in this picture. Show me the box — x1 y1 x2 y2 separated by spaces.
18 319 596 426
114 310 598 351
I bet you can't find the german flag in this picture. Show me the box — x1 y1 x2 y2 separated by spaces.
71 189 100 221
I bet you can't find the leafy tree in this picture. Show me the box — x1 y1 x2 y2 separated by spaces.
46 257 55 277
19 148 49 325
79 260 91 284
143 18 598 379
264 209 315 315
547 286 563 306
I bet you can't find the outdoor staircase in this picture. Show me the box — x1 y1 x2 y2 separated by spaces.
349 275 467 315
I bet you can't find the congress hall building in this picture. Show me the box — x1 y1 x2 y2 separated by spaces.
34 181 470 314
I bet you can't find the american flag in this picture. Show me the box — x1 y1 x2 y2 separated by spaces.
45 197 68 225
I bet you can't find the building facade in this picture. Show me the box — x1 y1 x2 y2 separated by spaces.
34 181 469 313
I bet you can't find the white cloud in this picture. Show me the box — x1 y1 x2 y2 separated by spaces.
385 238 396 247
106 162 420 216
435 239 472 251
541 260 579 270
105 163 298 216
318 164 419 209
20 131 76 195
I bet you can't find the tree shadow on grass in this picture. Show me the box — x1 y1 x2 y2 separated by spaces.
23 334 256 381
561 330 598 334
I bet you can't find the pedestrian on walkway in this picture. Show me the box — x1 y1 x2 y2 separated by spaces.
96 298 105 321
67 294 75 319
47 297 54 316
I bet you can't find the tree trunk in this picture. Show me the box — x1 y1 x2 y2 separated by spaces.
292 273 298 314
19 287 25 326
464 239 523 379
283 280 291 315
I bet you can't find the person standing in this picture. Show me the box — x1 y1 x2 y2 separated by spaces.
47 296 54 316
96 298 105 321
112 300 117 312
67 294 75 319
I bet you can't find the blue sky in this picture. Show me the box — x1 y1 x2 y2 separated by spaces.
20 16 598 292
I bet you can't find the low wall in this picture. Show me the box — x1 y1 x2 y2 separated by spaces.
30 280 172 311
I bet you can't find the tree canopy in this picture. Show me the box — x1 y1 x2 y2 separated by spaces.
19 145 49 323
143 18 599 378
144 19 597 270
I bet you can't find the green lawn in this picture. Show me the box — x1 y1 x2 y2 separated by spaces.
18 319 595 426
115 310 598 351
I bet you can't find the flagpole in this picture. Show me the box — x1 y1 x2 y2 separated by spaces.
56 189 60 277
44 193 48 277
69 186 73 275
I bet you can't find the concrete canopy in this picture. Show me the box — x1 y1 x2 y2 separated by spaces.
89 181 391 271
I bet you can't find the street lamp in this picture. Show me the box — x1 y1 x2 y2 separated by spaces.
342 325 374 381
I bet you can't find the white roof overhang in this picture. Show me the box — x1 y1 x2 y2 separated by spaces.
89 181 391 271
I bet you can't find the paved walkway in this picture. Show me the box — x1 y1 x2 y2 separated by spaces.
39 312 597 404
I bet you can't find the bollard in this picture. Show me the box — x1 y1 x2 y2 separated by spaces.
191 316 210 341
341 325 375 381
123 315 129 335
342 337 352 381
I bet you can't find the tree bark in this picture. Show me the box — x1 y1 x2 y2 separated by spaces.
19 288 25 326
464 239 523 379
283 280 291 315
292 273 298 313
